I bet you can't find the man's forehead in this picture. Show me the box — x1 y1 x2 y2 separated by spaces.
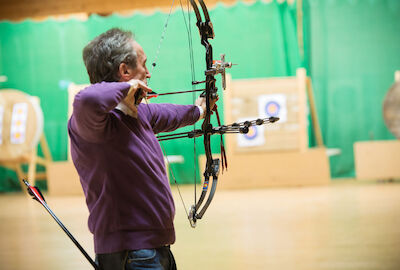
132 41 145 57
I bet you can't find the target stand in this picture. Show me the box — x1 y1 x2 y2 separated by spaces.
0 89 52 191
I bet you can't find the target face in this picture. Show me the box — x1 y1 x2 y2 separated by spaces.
244 126 258 140
236 117 265 147
10 103 28 144
265 101 281 117
0 90 43 160
258 94 287 123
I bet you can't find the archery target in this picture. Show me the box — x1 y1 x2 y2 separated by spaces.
0 90 44 161
236 117 265 147
244 125 258 140
10 103 28 144
258 94 287 123
265 101 280 117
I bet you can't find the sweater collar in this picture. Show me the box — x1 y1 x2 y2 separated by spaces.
115 102 136 118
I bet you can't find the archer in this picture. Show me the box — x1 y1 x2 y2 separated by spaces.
69 28 215 270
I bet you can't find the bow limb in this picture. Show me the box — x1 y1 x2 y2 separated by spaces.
189 0 202 22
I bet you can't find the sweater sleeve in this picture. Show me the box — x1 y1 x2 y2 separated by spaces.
70 82 131 143
142 103 200 134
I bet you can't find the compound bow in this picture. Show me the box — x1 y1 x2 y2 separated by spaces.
150 0 279 228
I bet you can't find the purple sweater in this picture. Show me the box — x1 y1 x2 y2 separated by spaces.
68 82 199 254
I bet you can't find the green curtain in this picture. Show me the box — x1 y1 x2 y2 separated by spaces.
303 0 400 177
0 1 300 191
2 0 399 191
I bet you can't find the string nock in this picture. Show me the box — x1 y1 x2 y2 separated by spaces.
22 179 30 187
146 91 159 99
22 179 35 197
188 205 197 228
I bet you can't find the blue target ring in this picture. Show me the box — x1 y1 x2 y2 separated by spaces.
244 126 258 140
265 101 280 117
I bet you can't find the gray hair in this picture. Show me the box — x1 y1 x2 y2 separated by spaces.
82 28 137 84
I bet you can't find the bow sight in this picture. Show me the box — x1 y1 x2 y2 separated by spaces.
210 54 234 90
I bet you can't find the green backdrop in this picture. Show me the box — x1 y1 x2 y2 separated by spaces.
0 0 399 191
303 0 400 177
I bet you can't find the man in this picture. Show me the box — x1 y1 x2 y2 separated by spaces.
68 28 212 270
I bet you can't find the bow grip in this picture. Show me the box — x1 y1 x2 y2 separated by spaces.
134 88 143 105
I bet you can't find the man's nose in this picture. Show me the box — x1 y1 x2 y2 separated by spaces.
146 67 151 78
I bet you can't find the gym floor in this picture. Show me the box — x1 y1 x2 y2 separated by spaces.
1 180 399 270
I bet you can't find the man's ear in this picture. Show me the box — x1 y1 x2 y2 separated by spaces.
118 63 133 82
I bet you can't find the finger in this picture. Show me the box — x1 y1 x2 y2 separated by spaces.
137 81 152 93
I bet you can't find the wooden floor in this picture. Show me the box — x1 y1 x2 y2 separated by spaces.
1 180 400 270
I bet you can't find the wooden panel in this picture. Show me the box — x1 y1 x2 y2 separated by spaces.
199 147 330 189
46 161 83 196
354 140 400 180
224 68 308 153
